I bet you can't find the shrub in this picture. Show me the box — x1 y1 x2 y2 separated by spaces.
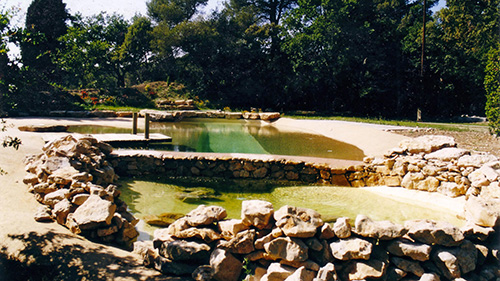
485 45 500 135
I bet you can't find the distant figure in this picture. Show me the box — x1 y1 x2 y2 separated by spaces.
417 109 422 122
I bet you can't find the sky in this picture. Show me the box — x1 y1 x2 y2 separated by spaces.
2 0 223 27
3 0 446 27
2 0 445 59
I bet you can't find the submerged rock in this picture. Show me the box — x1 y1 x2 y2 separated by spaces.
174 187 220 203
143 213 185 227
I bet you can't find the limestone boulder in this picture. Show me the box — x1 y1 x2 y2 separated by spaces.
42 135 78 157
313 263 337 281
353 215 406 240
40 156 71 174
71 194 116 230
274 205 323 238
264 237 309 262
399 135 456 154
241 200 274 229
159 240 211 262
319 223 335 240
480 182 500 199
386 239 432 261
185 205 227 226
424 148 469 161
437 182 467 197
34 205 54 222
210 249 242 281
219 229 256 254
259 112 281 122
52 198 72 224
333 217 351 239
458 154 498 168
48 166 80 186
464 196 500 227
420 273 441 281
218 219 250 238
405 219 464 247
461 222 494 241
171 227 222 243
284 266 315 281
262 263 295 281
343 259 387 281
330 237 372 260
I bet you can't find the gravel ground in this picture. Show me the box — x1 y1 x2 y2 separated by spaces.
395 128 500 157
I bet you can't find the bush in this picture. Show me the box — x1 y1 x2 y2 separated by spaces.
485 45 500 136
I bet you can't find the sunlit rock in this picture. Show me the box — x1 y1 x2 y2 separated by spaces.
330 237 372 261
264 237 309 262
354 215 406 240
241 200 274 229
185 205 227 227
405 219 464 247
274 205 323 238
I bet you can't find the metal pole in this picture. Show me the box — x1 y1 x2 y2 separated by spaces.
132 112 138 134
145 113 150 139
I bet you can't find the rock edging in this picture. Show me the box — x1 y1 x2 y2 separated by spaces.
134 201 500 281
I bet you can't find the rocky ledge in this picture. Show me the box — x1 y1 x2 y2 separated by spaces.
133 202 500 281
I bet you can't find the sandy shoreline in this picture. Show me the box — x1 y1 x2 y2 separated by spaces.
0 116 466 278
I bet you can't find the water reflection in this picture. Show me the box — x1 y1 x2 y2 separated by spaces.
69 118 365 160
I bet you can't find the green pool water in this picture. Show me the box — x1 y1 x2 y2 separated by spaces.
69 118 365 160
71 119 463 240
119 179 464 239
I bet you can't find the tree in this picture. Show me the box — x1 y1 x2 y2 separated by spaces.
485 45 500 135
120 16 154 84
21 0 69 80
428 0 500 116
55 13 130 88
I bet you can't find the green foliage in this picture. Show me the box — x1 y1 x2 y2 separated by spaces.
485 45 500 135
21 0 69 78
55 13 130 89
148 0 208 27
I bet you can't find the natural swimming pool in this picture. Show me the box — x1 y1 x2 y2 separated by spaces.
70 118 464 239
69 118 365 160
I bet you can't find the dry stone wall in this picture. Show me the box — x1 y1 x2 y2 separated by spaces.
133 201 500 281
43 109 282 122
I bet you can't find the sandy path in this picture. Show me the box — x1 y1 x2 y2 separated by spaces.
0 118 173 280
272 118 409 157
0 116 465 279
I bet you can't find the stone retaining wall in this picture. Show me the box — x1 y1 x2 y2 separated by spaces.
134 202 500 281
108 151 361 187
39 109 282 122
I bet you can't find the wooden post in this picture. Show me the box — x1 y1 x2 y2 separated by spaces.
145 113 150 139
132 112 138 135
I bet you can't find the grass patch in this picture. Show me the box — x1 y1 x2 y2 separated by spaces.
285 114 489 132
